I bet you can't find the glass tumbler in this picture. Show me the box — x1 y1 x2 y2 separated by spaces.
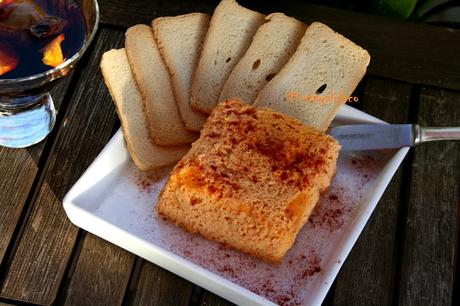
0 0 99 148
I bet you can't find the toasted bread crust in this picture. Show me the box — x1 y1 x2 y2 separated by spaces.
254 22 371 131
157 99 340 262
190 0 265 114
125 25 198 146
219 13 307 104
100 49 191 171
153 13 210 132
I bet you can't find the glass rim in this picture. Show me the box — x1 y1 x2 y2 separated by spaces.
0 0 100 85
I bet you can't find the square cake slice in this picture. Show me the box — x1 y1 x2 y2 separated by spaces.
157 99 340 262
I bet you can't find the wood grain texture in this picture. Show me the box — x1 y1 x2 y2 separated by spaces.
59 233 135 306
98 0 460 91
200 291 236 306
99 0 215 27
0 28 124 305
398 88 459 306
0 78 72 265
322 286 335 306
333 78 412 306
126 260 193 306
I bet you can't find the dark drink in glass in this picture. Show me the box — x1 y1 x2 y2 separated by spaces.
0 0 98 148
0 0 87 79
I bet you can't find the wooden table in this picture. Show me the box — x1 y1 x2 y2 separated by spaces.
1 1 459 305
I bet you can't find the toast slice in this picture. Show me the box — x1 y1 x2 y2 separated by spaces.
125 24 198 146
254 22 371 131
190 0 265 114
219 13 306 104
100 49 190 171
152 13 210 132
157 99 340 262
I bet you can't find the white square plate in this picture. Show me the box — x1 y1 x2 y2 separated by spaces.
63 105 408 306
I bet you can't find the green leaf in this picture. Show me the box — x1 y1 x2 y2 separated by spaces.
370 0 419 19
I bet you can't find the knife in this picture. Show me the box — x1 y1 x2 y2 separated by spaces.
329 124 460 151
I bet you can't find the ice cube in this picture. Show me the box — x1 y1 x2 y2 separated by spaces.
42 33 65 67
27 16 66 38
0 42 19 76
0 0 46 30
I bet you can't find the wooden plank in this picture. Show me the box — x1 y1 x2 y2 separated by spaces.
0 28 124 305
59 233 135 306
126 260 193 306
322 285 335 306
398 88 459 306
98 0 460 91
99 0 214 27
200 291 236 306
332 78 412 305
0 77 72 265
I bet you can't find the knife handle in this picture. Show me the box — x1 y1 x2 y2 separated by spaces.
414 125 460 144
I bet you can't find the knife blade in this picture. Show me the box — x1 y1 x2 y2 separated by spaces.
329 124 460 151
329 124 414 151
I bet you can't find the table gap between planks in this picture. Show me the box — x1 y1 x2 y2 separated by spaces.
0 0 459 306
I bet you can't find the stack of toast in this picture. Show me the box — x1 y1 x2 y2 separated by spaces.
101 0 370 171
100 0 370 262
